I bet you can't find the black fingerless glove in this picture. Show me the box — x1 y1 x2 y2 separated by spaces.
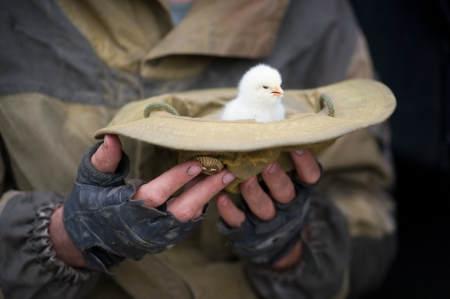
217 166 323 270
63 142 205 272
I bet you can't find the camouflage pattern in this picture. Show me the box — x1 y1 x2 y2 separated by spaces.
0 0 396 298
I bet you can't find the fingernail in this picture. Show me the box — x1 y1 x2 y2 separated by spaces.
102 137 109 150
222 172 236 184
248 177 257 188
187 165 202 176
220 198 228 207
268 162 277 174
294 149 305 156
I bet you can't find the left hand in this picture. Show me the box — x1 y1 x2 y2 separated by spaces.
216 149 321 268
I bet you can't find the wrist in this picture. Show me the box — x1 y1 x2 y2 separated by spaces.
49 206 85 268
272 240 302 269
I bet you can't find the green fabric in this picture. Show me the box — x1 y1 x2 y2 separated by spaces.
177 142 334 193
0 0 397 297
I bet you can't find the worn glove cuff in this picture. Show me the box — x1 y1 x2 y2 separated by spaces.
218 164 323 266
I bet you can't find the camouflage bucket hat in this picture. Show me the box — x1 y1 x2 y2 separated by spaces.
94 79 396 193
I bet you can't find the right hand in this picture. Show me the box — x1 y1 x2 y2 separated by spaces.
61 134 235 272
95 135 236 221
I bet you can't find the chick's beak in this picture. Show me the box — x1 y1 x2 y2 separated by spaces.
271 86 284 97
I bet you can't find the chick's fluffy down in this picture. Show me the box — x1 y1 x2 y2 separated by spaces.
221 64 285 122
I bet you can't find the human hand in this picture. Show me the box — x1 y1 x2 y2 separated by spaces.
216 149 321 269
61 134 235 272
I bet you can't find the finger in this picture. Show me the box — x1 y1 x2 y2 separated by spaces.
290 149 321 185
184 173 207 191
182 173 207 219
216 194 245 228
91 134 122 173
167 170 236 221
261 162 296 204
241 176 276 221
132 161 203 207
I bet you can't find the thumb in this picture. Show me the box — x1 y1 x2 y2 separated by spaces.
91 134 122 173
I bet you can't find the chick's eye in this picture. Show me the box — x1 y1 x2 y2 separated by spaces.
263 86 268 89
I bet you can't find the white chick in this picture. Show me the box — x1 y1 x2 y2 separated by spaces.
221 64 285 122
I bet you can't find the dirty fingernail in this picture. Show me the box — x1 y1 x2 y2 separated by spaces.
187 165 202 176
248 177 257 188
102 137 109 150
222 172 236 184
268 162 277 174
294 149 305 156
220 197 228 207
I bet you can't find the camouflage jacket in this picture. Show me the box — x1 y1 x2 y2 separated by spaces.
0 0 396 298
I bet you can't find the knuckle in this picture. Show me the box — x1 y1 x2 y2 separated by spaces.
258 204 276 221
300 170 320 185
141 189 167 207
92 152 107 167
274 186 295 201
174 207 194 221
148 193 166 207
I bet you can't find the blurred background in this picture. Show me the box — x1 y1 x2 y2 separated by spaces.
349 0 450 298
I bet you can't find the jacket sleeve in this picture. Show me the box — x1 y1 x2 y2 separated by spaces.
0 190 99 299
319 124 397 298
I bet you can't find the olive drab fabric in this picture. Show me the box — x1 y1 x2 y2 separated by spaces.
95 79 395 193
0 0 397 298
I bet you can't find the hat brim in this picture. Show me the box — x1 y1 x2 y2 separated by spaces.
94 79 396 152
